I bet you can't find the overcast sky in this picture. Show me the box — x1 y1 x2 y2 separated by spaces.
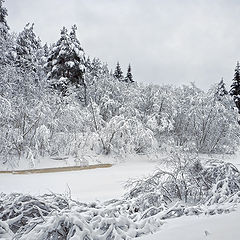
5 0 240 89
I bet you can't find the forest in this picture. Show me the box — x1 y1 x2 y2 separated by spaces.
1 0 240 239
1 1 240 168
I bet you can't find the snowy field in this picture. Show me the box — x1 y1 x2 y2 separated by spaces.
2 153 238 201
138 207 240 240
1 154 240 239
0 156 158 202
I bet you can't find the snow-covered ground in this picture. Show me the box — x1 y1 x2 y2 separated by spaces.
137 152 240 240
138 207 240 240
1 153 240 239
0 155 158 202
0 154 116 171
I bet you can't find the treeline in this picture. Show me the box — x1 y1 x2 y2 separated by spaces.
0 0 240 166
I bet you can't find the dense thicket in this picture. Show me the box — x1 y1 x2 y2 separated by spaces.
0 2 240 168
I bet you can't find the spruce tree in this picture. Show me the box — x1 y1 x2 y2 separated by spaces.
46 26 85 95
0 0 9 39
215 78 228 100
0 0 11 66
91 58 102 77
230 62 240 113
15 23 42 72
85 56 92 72
124 64 134 83
68 24 85 85
43 43 49 58
114 62 123 81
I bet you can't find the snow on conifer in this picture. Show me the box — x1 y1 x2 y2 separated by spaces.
0 0 9 38
15 23 42 72
114 61 124 81
230 62 240 113
125 64 134 83
46 25 85 95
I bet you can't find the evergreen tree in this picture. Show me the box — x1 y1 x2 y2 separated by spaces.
85 56 92 72
0 0 9 39
43 43 49 58
114 62 123 81
102 62 110 76
15 23 42 72
124 64 134 83
68 24 85 84
46 26 85 95
91 58 103 77
215 78 228 100
0 0 11 66
89 58 109 78
230 62 240 113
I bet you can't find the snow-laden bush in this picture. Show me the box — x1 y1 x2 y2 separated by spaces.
1 61 240 167
0 193 69 234
99 116 157 155
125 152 240 218
1 158 240 239
0 194 162 239
1 11 240 166
172 84 240 153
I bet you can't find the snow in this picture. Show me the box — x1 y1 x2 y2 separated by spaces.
1 153 239 202
0 156 158 202
66 60 75 68
58 49 66 56
138 207 240 240
0 154 108 171
1 154 240 239
51 65 57 72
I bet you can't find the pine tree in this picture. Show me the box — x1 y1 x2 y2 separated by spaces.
15 23 42 72
114 62 123 81
215 78 228 100
91 58 102 77
102 62 110 76
124 64 134 83
0 0 11 66
0 0 9 39
43 43 49 58
68 24 85 85
85 56 92 72
46 26 85 95
230 62 240 113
